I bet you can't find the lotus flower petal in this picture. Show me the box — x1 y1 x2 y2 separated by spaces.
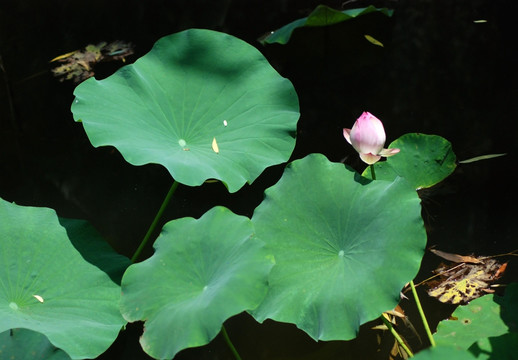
343 112 399 164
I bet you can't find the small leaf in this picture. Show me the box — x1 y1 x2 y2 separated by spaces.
260 5 393 45
364 34 384 47
363 133 457 189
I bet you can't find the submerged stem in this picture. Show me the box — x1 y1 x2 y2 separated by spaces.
221 325 242 360
381 315 413 357
410 280 436 347
130 181 179 263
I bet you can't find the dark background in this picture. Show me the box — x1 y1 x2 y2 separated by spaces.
1 0 517 359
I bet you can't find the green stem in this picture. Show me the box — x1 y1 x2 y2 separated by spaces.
370 164 376 180
381 315 413 357
221 325 242 360
130 181 179 263
410 280 436 347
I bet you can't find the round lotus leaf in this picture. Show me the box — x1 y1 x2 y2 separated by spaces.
435 294 509 349
0 329 71 360
0 198 125 359
72 29 299 193
120 206 274 359
363 133 457 189
250 153 426 340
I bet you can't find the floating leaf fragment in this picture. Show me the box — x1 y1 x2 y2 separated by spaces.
427 258 507 304
212 137 219 153
458 153 506 164
50 50 79 63
430 248 482 264
364 34 384 47
51 41 134 83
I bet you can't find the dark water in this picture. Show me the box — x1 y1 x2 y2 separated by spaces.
1 0 517 359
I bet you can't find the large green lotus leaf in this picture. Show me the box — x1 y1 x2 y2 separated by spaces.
261 5 394 44
250 153 426 340
0 328 71 360
412 346 477 360
72 29 299 193
0 198 125 359
434 294 509 349
362 133 457 189
120 206 274 359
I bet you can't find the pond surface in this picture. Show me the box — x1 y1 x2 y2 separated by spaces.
1 1 516 359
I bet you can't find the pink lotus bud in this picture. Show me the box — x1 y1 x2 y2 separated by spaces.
343 112 400 165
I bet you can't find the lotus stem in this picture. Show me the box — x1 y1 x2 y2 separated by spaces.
381 315 413 357
410 280 436 347
130 181 179 263
221 325 242 360
370 164 376 180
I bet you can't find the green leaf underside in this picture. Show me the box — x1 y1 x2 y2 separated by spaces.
0 328 71 360
250 154 426 341
363 133 457 189
120 207 273 359
261 5 394 44
72 29 299 193
58 218 131 285
0 198 125 359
